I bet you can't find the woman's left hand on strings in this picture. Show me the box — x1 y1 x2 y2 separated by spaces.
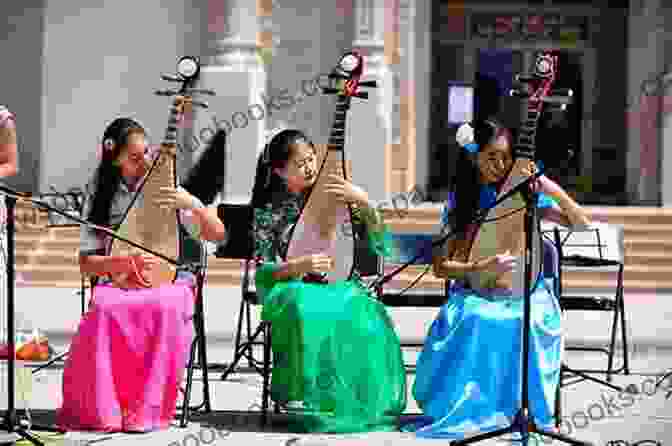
323 174 368 206
156 187 196 210
520 161 542 192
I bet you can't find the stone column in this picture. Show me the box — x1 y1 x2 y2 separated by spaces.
396 0 418 194
627 0 668 205
189 0 270 203
414 0 432 196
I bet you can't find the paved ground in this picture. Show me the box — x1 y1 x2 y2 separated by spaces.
0 285 671 445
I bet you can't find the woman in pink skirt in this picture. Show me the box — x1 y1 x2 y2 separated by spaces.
56 117 225 432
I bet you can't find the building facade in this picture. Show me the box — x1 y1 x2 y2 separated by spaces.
0 0 670 206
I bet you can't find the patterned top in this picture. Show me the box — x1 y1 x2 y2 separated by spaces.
0 106 15 129
252 190 305 262
80 175 205 283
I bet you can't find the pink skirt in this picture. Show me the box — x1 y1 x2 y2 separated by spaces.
56 280 195 432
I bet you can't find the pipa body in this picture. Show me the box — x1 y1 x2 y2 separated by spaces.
286 143 355 282
466 160 540 293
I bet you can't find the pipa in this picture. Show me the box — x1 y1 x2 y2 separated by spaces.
108 56 212 288
465 52 567 293
285 51 377 282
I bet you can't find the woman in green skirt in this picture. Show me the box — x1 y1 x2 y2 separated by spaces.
250 127 407 433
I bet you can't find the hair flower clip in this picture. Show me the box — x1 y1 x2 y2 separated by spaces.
456 122 478 154
103 138 115 152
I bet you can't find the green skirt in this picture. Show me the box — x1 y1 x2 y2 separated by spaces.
256 264 407 433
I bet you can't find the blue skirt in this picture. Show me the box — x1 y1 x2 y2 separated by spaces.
403 277 562 439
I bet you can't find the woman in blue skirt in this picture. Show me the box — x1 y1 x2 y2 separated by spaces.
405 119 590 439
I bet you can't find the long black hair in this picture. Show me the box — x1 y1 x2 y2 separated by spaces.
250 129 315 209
451 118 513 234
88 117 145 227
182 129 227 206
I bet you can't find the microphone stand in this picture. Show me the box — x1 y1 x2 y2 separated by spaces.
0 183 200 442
0 190 43 445
448 177 591 446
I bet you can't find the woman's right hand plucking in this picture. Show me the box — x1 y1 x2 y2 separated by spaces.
291 254 333 276
132 254 161 272
473 250 517 275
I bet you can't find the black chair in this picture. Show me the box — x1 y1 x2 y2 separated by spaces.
543 222 629 388
178 237 213 427
215 203 275 426
377 232 449 371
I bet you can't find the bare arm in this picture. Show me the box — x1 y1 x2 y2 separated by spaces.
432 255 477 280
188 206 226 241
79 254 133 276
269 257 304 281
538 176 590 227
0 124 18 178
165 188 227 241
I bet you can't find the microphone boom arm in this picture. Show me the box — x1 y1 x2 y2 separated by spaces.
0 183 189 269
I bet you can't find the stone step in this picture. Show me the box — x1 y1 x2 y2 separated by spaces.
13 205 672 293
624 223 672 234
14 256 671 288
624 239 672 251
588 206 672 225
15 267 672 293
16 252 78 267
626 251 672 266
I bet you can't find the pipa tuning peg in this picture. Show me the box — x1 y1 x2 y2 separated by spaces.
328 72 350 80
353 91 369 99
321 87 340 95
358 80 377 88
548 104 568 112
514 73 537 83
161 74 182 82
509 89 530 98
550 88 573 97
541 95 573 105
190 100 209 109
186 88 216 96
155 89 179 96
